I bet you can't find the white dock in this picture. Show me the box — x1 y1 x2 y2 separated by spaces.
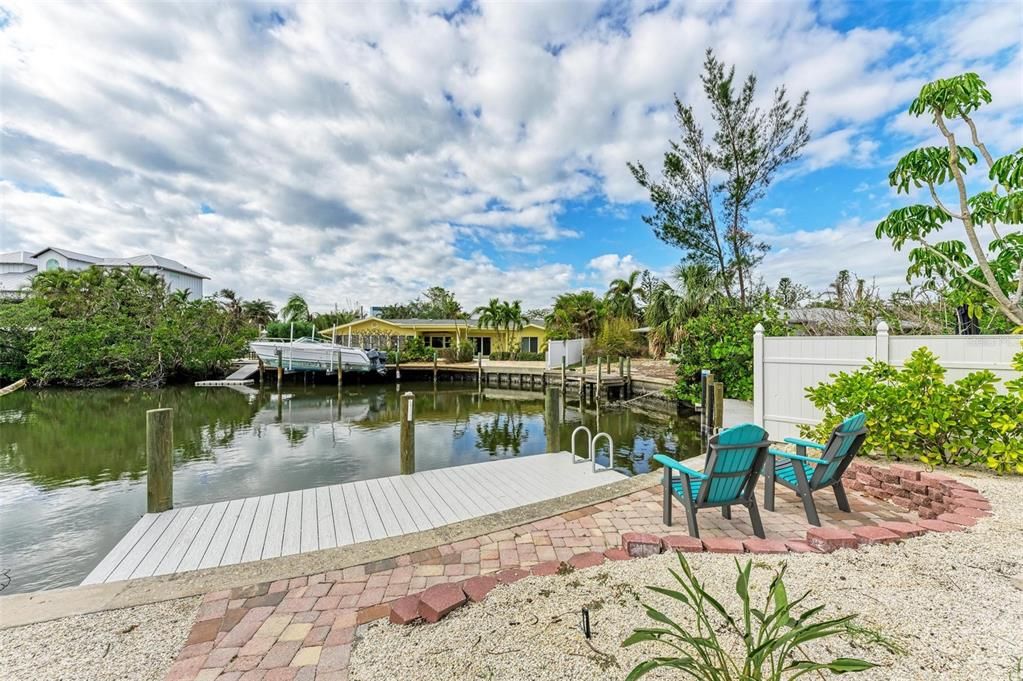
82 453 626 585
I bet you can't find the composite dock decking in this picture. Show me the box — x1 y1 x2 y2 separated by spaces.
82 453 626 585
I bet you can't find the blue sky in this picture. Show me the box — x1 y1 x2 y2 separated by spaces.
1 0 1020 310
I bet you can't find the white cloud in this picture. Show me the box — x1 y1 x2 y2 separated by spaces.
0 0 1019 312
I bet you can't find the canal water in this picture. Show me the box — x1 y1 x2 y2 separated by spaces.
0 382 701 594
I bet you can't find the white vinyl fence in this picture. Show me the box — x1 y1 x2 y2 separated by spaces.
546 338 589 370
753 322 1022 440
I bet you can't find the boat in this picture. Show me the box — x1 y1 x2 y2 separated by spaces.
250 337 388 375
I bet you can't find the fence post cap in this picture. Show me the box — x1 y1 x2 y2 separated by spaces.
753 322 765 334
875 321 890 333
402 391 415 397
147 407 173 414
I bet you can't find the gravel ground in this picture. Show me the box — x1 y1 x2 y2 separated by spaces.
0 596 199 681
351 472 1023 681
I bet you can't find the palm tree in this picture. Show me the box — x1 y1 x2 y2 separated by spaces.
672 262 720 319
473 298 503 352
242 299 276 328
280 294 311 323
545 291 603 339
500 300 528 353
216 289 243 319
605 270 643 321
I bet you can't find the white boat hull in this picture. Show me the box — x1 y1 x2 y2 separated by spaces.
250 340 386 374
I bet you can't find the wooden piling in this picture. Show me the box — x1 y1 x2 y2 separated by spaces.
336 351 343 389
276 349 283 390
618 356 624 376
146 408 173 513
625 356 632 397
478 353 483 384
561 356 567 390
545 386 561 452
714 382 724 430
258 358 264 386
399 391 415 475
596 357 603 402
433 352 438 384
703 372 715 433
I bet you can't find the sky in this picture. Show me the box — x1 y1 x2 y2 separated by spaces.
1 0 1021 312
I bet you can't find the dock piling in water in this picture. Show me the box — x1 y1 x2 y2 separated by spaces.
400 391 415 474
146 408 173 513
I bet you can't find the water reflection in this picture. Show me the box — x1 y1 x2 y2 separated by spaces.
0 382 699 594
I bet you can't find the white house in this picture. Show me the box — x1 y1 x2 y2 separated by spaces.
0 247 208 298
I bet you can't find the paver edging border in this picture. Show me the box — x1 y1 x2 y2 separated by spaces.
384 462 994 626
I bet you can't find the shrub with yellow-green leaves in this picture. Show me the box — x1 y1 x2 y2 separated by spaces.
803 345 1023 474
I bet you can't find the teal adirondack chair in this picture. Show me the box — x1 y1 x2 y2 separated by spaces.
764 412 868 526
653 423 771 539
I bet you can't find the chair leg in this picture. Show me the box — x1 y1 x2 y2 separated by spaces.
747 495 766 539
833 482 851 512
662 468 673 526
721 505 731 520
685 504 700 538
801 493 821 527
764 460 775 511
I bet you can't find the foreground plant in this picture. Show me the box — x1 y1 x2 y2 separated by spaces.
622 555 875 680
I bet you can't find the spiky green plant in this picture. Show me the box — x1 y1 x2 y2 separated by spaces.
622 555 876 680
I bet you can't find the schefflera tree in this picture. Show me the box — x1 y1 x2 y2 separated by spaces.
876 72 1023 328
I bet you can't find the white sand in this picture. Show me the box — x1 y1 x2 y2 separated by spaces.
351 472 1023 681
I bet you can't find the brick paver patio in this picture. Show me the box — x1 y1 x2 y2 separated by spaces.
162 470 940 680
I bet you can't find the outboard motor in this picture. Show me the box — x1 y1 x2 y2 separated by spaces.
366 349 388 375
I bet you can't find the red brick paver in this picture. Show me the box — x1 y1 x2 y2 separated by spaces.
167 464 988 680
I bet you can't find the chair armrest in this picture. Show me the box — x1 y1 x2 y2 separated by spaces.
769 448 827 465
653 454 708 479
783 437 827 451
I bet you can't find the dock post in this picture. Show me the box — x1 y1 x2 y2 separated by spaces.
714 382 724 431
618 356 624 377
433 352 438 385
626 356 632 397
276 349 283 390
581 354 586 376
395 351 401 381
147 408 173 513
258 358 264 387
560 356 566 391
399 391 415 475
596 357 603 403
707 372 716 435
545 386 561 453
336 351 343 389
477 353 483 384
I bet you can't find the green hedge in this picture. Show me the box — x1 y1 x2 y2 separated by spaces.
489 351 545 361
803 345 1023 474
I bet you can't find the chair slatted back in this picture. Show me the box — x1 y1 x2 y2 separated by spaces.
810 412 867 487
699 423 770 505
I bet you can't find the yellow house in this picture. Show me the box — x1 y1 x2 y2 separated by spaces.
320 317 547 356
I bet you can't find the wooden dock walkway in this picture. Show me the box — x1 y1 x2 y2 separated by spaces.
82 453 626 585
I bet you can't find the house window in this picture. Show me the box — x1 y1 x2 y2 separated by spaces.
424 335 451 349
520 336 539 353
45 258 60 271
470 336 491 356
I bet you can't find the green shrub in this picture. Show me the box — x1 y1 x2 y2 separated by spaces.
388 336 434 363
592 316 643 358
439 340 475 363
623 554 875 680
488 351 545 361
804 345 1023 474
672 300 787 403
266 320 315 339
